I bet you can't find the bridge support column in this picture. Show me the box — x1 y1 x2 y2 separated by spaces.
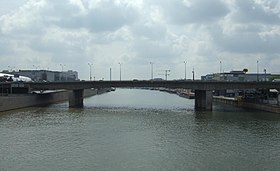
195 90 213 111
69 89 84 108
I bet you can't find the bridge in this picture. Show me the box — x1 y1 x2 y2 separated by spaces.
2 80 280 110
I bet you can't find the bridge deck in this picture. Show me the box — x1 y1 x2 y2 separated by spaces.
4 80 279 91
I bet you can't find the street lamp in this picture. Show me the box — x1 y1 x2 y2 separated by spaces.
110 67 112 81
8 66 15 72
192 68 195 81
257 60 259 82
60 64 66 81
88 63 93 81
119 62 122 81
150 62 154 80
219 61 222 80
60 64 65 72
184 61 187 80
33 65 40 81
264 69 267 81
164 70 170 80
33 65 40 70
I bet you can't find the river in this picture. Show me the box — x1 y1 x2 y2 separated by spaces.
0 88 280 171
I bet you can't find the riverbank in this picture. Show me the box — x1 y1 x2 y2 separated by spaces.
0 88 110 112
213 96 280 114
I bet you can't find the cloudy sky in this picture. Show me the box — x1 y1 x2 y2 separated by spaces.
0 0 279 80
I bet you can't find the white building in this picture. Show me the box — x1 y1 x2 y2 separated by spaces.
9 70 79 82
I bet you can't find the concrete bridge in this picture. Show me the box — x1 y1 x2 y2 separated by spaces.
3 80 280 110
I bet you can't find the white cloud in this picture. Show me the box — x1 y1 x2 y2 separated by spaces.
0 0 280 80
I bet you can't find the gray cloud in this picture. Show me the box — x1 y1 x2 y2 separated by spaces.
233 0 280 24
0 0 280 79
208 0 280 54
50 1 139 33
133 38 178 65
148 0 229 24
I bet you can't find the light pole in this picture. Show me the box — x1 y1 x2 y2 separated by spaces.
219 61 222 80
33 65 40 70
257 60 259 82
88 63 93 81
164 70 170 80
110 67 112 81
33 65 40 81
264 69 266 81
8 66 15 72
150 62 154 80
192 68 195 81
184 61 187 80
119 62 122 81
60 64 65 72
60 64 66 81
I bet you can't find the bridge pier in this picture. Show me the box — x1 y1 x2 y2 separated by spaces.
195 90 213 111
69 89 84 108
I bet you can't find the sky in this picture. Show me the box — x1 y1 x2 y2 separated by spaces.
0 0 280 80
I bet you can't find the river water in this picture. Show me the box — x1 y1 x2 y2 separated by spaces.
0 89 280 171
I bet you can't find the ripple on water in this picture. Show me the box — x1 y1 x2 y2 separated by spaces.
0 89 280 171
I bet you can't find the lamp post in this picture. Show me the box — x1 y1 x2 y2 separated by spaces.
119 62 122 81
150 62 154 80
192 68 195 81
264 69 266 82
60 64 66 81
88 63 93 81
257 60 259 82
164 70 171 80
33 65 40 81
184 61 187 80
110 67 112 81
8 66 15 72
219 61 222 80
60 64 65 72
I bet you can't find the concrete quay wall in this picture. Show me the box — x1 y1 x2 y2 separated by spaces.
0 89 101 112
213 96 280 114
238 101 280 114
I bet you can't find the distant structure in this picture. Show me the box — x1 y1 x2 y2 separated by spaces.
201 70 280 82
2 70 79 82
201 71 280 103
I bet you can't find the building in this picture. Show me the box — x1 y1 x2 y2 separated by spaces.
201 70 280 82
201 71 280 102
5 70 79 82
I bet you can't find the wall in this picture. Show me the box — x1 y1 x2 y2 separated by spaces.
213 96 280 114
0 89 99 112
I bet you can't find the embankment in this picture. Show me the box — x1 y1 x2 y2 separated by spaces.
0 88 108 112
213 96 280 114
